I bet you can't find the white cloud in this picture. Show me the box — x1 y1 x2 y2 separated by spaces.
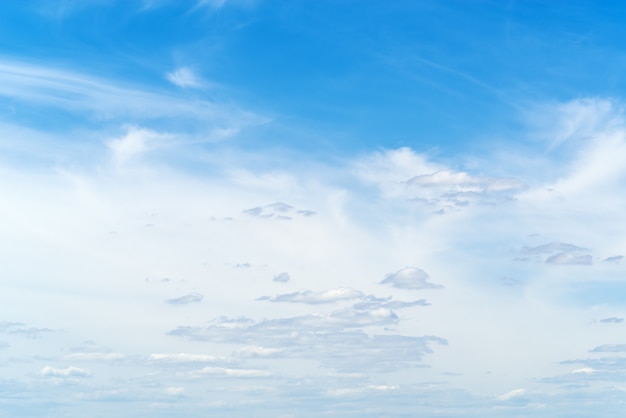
164 386 185 396
192 367 271 377
107 126 171 165
571 367 595 374
166 67 203 88
41 366 92 378
0 59 265 140
65 352 126 361
233 346 285 357
264 288 365 304
497 388 527 401
149 353 224 362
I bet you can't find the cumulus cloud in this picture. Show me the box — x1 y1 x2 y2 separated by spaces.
263 288 365 304
273 272 290 283
166 292 204 305
166 67 203 88
380 267 443 290
41 366 92 378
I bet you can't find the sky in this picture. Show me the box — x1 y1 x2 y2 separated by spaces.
1 0 626 417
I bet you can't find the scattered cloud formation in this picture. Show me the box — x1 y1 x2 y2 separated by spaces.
380 267 443 290
354 147 525 209
4 2 626 416
0 321 53 338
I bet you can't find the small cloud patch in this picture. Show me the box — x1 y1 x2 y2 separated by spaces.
41 366 91 378
273 272 290 283
167 293 203 305
263 288 364 304
545 252 592 265
243 202 315 220
166 67 203 88
604 255 624 263
380 267 443 290
600 317 624 324
590 344 626 352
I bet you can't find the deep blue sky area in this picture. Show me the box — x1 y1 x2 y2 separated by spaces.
3 0 626 156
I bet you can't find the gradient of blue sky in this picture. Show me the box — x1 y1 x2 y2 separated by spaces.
2 1 626 417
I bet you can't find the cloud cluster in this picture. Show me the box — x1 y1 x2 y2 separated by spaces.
354 147 525 210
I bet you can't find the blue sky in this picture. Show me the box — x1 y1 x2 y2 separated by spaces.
2 1 626 417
